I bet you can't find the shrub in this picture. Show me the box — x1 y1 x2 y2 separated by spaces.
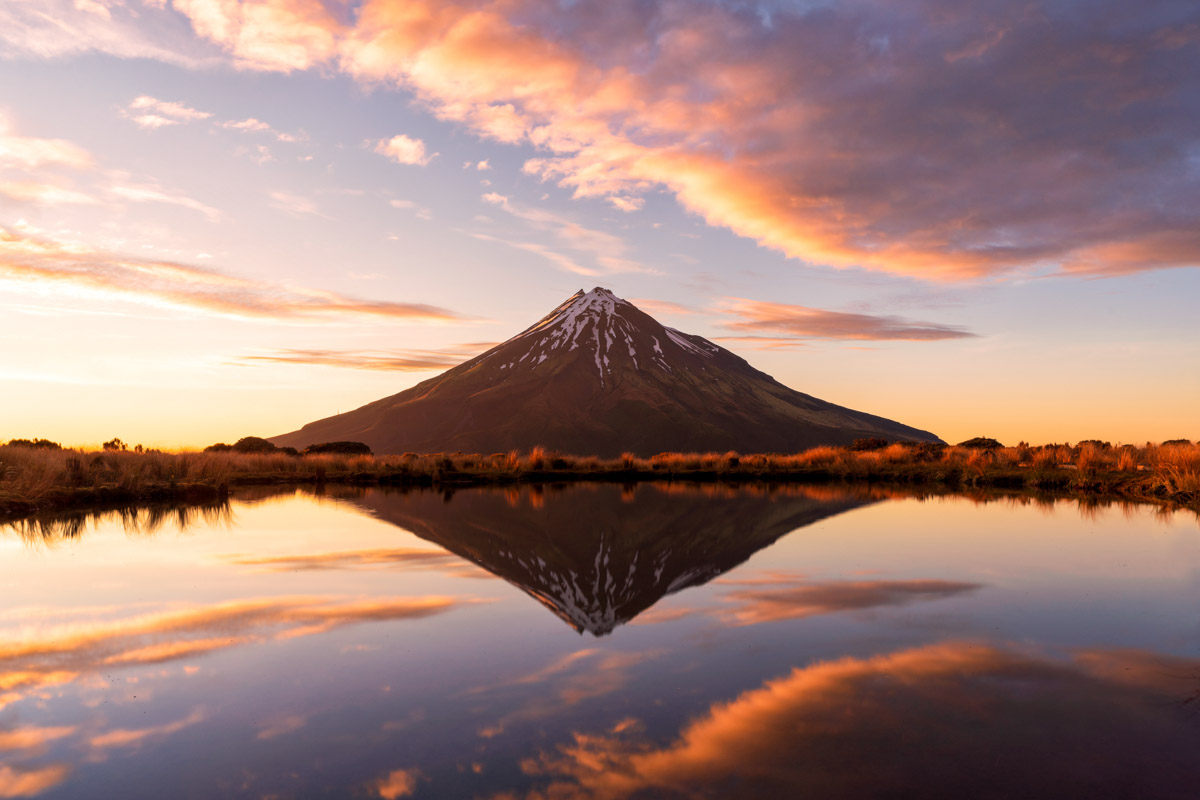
957 437 1003 450
303 441 372 456
6 438 62 450
850 437 889 452
1162 439 1193 447
102 438 127 451
232 436 278 454
204 442 233 453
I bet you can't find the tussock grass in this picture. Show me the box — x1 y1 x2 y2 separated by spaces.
2 439 1199 518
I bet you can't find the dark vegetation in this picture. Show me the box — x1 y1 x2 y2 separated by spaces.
2 436 1198 519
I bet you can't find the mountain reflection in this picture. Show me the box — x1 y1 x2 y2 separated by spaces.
336 483 874 636
518 642 1200 799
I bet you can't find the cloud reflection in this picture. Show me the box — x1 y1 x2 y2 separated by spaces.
518 642 1200 798
0 594 472 706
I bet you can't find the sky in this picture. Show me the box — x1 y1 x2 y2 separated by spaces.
1 0 1198 449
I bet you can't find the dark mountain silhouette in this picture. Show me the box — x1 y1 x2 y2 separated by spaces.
272 288 940 456
337 484 872 636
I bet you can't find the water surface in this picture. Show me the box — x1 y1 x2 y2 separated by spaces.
3 485 1200 798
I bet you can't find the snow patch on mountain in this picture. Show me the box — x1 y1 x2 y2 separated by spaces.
497 287 716 382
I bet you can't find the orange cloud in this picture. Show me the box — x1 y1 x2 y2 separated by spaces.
519 642 1200 798
718 299 977 342
0 227 467 322
6 0 1199 280
237 345 493 372
171 0 345 72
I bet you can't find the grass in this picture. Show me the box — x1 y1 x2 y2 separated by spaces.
1 440 1198 519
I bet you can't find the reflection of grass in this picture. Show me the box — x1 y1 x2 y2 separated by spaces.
2 441 1198 517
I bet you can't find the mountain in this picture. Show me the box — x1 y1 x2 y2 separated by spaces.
271 287 940 456
337 484 873 636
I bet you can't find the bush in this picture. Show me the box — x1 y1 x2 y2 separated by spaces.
204 443 234 453
957 437 1003 450
303 441 372 456
232 436 278 454
5 438 62 450
102 438 127 451
850 437 889 452
1162 439 1193 447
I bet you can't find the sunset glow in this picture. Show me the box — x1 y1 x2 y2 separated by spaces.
2 0 1197 447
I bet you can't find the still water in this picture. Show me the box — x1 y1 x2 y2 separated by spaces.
3 484 1200 798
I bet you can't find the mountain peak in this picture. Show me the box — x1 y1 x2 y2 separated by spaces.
273 289 943 455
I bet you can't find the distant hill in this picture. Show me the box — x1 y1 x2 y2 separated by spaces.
272 287 941 456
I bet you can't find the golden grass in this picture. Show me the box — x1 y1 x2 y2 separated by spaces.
2 439 1199 517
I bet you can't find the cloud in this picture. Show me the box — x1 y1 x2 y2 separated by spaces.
719 299 977 342
0 114 92 170
0 181 96 205
236 344 493 371
121 95 212 128
607 196 643 213
268 190 325 217
519 642 1200 798
170 0 345 72
0 227 468 322
220 117 302 142
480 193 652 274
9 0 1199 279
476 159 491 170
107 174 222 221
338 0 1200 280
374 134 434 166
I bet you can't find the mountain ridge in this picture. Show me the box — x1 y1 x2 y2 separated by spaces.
271 287 941 455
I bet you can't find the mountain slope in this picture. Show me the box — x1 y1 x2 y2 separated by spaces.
272 287 940 456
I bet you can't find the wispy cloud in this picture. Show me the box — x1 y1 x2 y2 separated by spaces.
0 227 469 323
237 345 493 372
220 117 302 142
108 173 221 221
481 192 653 274
719 299 977 342
0 113 92 170
121 95 212 129
268 190 325 217
374 134 434 166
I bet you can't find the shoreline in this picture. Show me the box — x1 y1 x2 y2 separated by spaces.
2 445 1196 521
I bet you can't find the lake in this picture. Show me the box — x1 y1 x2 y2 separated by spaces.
3 484 1200 798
